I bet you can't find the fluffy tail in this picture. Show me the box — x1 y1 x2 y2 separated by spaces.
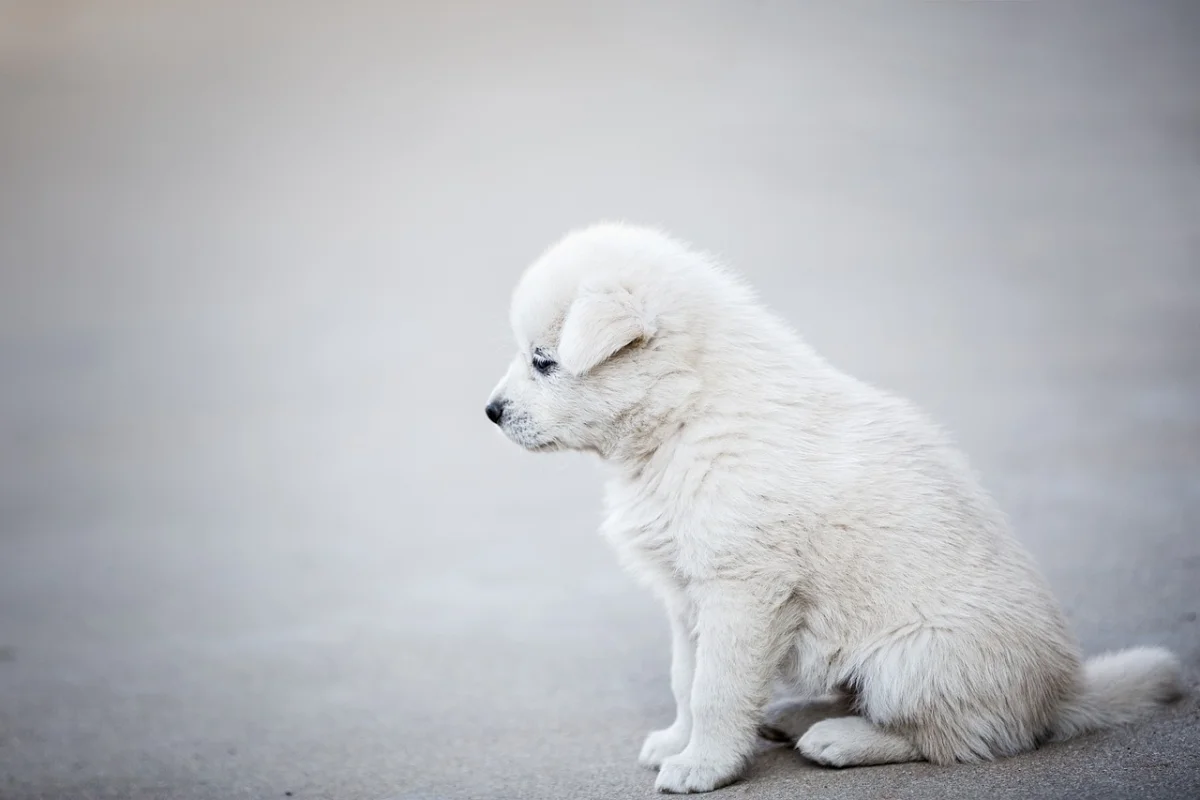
1051 646 1184 741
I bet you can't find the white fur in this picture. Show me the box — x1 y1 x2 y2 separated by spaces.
487 223 1184 793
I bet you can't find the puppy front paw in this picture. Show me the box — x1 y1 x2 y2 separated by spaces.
654 749 744 794
639 725 691 768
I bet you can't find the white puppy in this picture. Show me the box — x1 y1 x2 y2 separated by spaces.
485 223 1183 794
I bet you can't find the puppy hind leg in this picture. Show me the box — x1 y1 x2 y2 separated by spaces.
797 717 922 768
759 693 856 744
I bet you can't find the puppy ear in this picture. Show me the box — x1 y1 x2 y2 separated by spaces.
558 286 654 375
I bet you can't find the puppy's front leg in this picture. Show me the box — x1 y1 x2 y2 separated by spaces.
655 582 780 794
639 591 695 767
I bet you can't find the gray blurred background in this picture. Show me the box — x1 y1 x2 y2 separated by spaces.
1 2 1198 799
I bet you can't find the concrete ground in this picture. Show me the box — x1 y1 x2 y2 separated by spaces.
1 2 1198 799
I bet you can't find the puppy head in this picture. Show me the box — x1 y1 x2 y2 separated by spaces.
486 224 696 457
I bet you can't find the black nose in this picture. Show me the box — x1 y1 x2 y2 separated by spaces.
485 399 506 425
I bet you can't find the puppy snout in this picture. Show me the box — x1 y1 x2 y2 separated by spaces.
485 398 507 425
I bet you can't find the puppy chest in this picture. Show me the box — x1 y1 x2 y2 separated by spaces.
604 510 681 573
600 493 683 579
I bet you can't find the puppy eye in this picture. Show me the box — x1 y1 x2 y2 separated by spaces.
532 354 557 375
